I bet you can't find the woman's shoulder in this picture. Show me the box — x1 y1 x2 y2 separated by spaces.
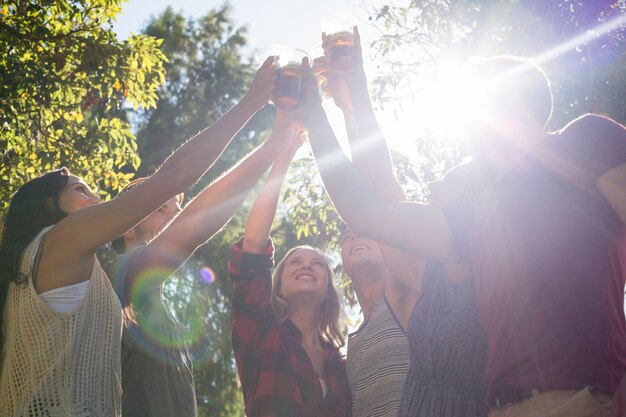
20 225 55 275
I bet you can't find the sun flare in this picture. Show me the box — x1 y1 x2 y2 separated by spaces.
378 60 488 156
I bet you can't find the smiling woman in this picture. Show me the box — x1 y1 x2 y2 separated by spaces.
271 246 341 341
227 111 351 417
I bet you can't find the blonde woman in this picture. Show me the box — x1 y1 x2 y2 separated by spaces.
228 111 351 417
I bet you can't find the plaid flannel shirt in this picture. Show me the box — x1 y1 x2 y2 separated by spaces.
228 238 352 417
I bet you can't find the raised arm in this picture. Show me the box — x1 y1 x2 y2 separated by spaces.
554 114 626 226
145 111 298 278
593 115 626 225
322 28 426 297
242 113 304 254
284 58 460 262
227 112 305 415
322 27 405 202
38 59 277 292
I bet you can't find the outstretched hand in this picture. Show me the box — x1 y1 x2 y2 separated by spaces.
245 56 279 109
319 26 368 110
312 55 353 111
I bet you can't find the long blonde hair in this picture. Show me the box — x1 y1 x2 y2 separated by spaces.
271 245 345 348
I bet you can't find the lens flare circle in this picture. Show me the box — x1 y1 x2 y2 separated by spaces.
125 266 211 366
199 266 216 284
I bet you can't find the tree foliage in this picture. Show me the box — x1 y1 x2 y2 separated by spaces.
134 5 273 179
369 0 626 127
0 0 167 209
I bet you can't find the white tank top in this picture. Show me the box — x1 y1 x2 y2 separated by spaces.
39 281 90 313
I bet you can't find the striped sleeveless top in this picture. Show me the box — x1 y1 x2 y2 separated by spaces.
347 297 410 417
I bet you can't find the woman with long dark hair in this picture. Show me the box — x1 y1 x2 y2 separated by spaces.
0 58 275 417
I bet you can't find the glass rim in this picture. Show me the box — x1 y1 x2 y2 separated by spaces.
321 12 357 34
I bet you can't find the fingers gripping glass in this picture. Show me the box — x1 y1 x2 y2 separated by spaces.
255 46 310 109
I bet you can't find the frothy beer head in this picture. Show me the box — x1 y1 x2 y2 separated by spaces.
274 64 303 109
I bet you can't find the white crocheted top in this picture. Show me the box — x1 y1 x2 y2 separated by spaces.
0 226 123 416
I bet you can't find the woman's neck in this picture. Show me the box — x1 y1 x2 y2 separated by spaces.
288 305 322 348
351 265 388 321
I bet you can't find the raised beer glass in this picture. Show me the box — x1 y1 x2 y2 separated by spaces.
321 13 357 70
256 46 309 109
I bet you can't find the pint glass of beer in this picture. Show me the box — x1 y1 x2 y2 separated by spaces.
256 46 309 109
321 13 357 70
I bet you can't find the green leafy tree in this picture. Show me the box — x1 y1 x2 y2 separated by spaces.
0 0 167 208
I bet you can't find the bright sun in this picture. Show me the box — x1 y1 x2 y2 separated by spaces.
379 61 485 156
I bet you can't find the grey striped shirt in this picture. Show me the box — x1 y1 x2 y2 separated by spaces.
347 297 410 417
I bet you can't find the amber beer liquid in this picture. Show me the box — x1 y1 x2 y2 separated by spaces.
328 32 354 70
274 64 303 109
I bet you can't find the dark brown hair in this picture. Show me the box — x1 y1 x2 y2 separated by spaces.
0 168 71 355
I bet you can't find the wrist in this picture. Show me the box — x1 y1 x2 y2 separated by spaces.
273 150 295 168
260 136 282 161
345 68 368 90
299 104 327 128
241 91 266 113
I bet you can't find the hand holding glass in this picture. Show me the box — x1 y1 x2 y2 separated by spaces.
255 46 310 109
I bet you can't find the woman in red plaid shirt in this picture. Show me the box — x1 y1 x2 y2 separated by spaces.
228 111 351 417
